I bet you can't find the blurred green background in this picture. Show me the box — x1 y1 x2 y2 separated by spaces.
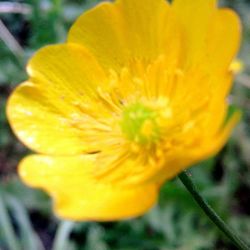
0 0 249 249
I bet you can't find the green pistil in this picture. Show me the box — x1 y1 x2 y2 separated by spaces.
121 103 159 144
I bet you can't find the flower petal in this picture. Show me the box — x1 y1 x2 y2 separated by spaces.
207 8 241 72
7 83 88 155
157 111 241 185
115 0 171 60
172 0 241 71
7 44 110 155
27 44 107 98
68 0 178 70
19 154 158 221
68 2 127 70
198 111 241 160
172 0 216 66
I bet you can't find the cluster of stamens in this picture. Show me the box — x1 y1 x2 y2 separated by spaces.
120 102 160 145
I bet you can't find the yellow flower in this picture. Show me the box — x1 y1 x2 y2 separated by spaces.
7 0 241 221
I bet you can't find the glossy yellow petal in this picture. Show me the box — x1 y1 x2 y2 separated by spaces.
172 1 241 71
207 9 241 72
191 111 241 162
115 0 170 60
172 0 216 66
206 73 233 133
68 0 179 70
27 44 107 99
19 154 158 221
7 44 111 155
156 112 241 185
68 2 127 70
7 82 88 155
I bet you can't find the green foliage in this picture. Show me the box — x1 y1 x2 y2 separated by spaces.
0 0 250 249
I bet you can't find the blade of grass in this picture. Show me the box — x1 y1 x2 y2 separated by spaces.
0 19 25 67
0 187 20 250
52 221 75 250
0 2 31 14
5 194 45 250
0 19 24 56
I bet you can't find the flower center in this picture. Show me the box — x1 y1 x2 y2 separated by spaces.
121 103 159 144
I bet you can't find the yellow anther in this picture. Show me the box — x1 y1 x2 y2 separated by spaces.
121 102 159 144
140 120 154 137
161 108 172 119
175 69 184 77
131 143 140 153
230 59 244 74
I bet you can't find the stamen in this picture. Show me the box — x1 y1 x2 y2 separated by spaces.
120 102 159 144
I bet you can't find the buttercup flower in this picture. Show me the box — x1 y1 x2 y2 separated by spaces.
7 0 241 221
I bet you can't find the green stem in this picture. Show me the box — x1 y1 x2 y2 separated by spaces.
178 170 249 250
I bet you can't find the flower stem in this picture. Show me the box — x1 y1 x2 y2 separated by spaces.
178 170 249 250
